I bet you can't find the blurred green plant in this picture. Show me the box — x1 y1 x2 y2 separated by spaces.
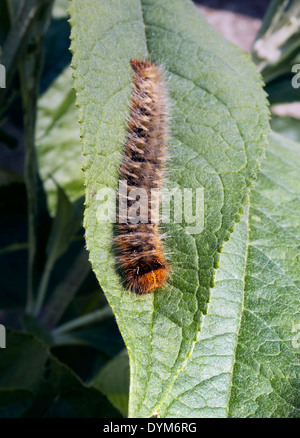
0 0 124 418
252 0 300 103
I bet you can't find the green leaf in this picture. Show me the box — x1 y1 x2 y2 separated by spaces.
0 389 34 418
40 248 92 329
33 187 84 315
0 330 121 418
91 349 130 417
41 0 72 92
36 67 84 213
14 0 53 313
270 114 300 143
159 132 300 418
159 206 250 417
45 188 83 264
229 132 300 418
70 0 269 417
36 0 84 214
42 386 121 418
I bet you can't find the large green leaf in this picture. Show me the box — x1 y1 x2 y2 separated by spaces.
160 206 250 417
70 0 269 417
229 132 300 417
159 132 300 417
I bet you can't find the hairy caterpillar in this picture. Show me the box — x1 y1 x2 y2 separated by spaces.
114 59 169 294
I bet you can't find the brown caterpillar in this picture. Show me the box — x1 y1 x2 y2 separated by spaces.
114 59 168 294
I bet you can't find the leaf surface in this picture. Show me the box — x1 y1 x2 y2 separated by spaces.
70 0 269 417
160 132 300 418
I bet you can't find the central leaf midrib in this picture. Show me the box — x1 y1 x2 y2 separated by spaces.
227 207 250 416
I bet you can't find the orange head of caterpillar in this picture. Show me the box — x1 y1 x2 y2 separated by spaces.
126 256 168 294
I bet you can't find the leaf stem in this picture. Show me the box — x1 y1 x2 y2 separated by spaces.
39 248 91 328
33 256 54 316
52 306 113 336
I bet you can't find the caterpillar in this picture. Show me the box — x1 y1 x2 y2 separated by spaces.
114 59 169 294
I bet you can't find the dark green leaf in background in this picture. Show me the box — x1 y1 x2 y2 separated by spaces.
92 349 130 417
0 330 121 418
0 389 34 418
36 67 83 214
270 115 300 143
